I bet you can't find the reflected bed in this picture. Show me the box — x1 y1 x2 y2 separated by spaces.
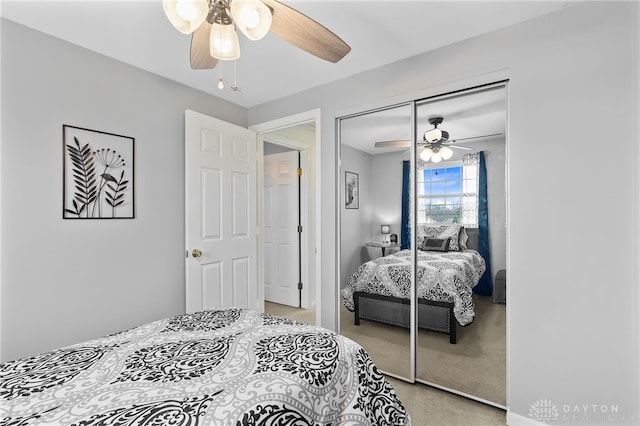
342 226 485 344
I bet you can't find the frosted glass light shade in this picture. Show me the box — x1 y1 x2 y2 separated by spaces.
231 0 272 40
431 151 443 163
424 128 442 143
210 23 241 60
420 147 433 161
440 146 453 160
163 0 209 34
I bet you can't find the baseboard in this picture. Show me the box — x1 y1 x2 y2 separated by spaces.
507 410 541 426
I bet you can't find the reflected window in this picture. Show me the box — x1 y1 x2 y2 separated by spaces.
418 164 464 224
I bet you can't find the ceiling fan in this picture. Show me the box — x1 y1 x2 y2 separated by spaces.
374 116 503 163
163 0 351 89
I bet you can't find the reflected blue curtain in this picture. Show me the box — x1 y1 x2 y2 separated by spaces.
401 160 411 249
474 151 493 295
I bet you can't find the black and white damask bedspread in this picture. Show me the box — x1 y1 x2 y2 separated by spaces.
0 309 409 425
342 249 485 326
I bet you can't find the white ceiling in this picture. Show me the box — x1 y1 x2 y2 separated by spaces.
1 0 574 109
340 84 506 155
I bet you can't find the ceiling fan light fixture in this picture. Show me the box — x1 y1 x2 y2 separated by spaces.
420 147 433 162
431 151 443 163
440 146 454 160
424 128 450 143
210 22 241 60
231 0 272 41
424 128 442 143
162 0 209 34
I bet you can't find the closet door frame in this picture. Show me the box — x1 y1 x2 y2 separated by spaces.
334 71 510 410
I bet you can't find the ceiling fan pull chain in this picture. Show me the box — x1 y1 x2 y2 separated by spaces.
217 62 224 89
231 59 241 92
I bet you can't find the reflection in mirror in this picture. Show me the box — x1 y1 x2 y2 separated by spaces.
414 85 507 406
338 103 414 380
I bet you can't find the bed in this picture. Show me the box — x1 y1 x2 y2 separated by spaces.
0 308 409 425
342 225 485 344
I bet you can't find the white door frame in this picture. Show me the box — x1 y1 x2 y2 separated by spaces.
250 109 321 323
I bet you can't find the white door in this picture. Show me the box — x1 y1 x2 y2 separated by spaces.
185 110 257 313
263 151 300 307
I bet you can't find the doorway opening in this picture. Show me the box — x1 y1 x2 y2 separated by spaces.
251 110 321 326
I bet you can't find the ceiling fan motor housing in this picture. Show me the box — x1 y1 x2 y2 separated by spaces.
428 116 444 126
424 128 449 143
424 116 449 142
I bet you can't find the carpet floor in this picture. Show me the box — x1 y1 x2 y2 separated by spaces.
265 298 507 425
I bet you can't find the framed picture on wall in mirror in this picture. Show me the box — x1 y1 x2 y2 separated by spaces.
63 125 135 219
345 171 359 209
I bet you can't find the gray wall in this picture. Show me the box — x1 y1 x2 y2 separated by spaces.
0 19 247 361
370 151 404 246
249 2 639 423
339 144 373 287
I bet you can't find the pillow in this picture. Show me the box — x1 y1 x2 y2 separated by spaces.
417 224 462 251
422 238 449 252
459 227 469 250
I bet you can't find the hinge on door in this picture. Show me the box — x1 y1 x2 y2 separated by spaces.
297 168 303 176
298 282 303 290
297 225 303 233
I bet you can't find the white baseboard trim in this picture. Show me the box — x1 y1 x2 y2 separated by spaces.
507 410 541 426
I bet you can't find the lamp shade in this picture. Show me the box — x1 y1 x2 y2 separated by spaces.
440 146 454 160
431 151 443 163
424 128 442 143
210 22 241 60
162 0 209 34
381 225 391 234
420 147 433 161
231 0 272 40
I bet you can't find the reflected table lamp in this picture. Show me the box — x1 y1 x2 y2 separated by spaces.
381 224 390 243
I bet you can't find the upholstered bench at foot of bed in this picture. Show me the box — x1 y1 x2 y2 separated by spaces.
353 292 457 344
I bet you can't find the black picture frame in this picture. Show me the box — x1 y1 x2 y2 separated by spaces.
63 125 135 219
345 171 359 209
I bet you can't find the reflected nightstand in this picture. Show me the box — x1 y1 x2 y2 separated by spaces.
365 242 400 257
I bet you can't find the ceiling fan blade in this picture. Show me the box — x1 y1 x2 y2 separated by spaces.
450 133 504 143
261 0 351 63
450 145 474 151
190 21 218 69
375 140 411 148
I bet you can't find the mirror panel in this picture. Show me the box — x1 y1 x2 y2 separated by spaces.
339 103 414 379
414 85 507 406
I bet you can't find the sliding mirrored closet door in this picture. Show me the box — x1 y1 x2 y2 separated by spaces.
337 82 508 408
338 103 414 380
414 84 507 407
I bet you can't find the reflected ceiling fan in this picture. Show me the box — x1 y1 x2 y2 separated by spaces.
163 0 351 90
375 116 503 163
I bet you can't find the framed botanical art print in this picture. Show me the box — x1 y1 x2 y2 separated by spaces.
63 125 134 219
345 171 359 209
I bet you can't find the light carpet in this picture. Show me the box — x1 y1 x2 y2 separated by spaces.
265 299 507 425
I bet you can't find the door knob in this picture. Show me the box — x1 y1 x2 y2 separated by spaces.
192 249 203 258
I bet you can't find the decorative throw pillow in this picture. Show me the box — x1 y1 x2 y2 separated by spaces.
422 238 449 252
417 224 462 251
